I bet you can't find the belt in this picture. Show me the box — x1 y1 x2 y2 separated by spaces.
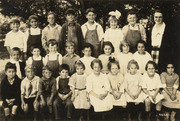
152 46 160 50
75 88 86 91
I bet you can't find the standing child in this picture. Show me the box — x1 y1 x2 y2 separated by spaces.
104 10 124 55
21 65 40 121
122 11 146 53
42 11 62 54
38 66 56 121
62 41 80 75
81 8 104 57
25 15 43 57
44 39 62 78
98 41 115 74
9 47 26 79
1 62 21 120
116 41 133 75
124 60 145 121
53 64 72 121
79 43 95 76
86 59 113 120
4 18 26 59
107 60 127 120
60 8 84 55
69 61 91 121
160 63 180 121
142 61 164 120
26 46 44 77
133 40 152 74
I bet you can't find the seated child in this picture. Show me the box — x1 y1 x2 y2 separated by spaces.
69 61 91 121
53 64 72 121
21 65 40 121
1 62 21 120
62 41 80 75
38 66 56 121
26 46 44 77
44 39 62 78
79 43 95 75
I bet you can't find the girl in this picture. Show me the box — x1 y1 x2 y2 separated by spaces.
98 41 115 74
160 63 180 121
104 10 124 55
68 61 91 121
107 59 126 120
116 41 133 75
124 60 145 121
133 40 152 74
26 46 44 77
142 61 164 120
25 15 43 57
86 59 113 120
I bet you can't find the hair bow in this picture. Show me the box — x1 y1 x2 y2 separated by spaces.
108 10 121 19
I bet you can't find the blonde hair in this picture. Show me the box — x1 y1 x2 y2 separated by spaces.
25 65 35 72
127 59 139 70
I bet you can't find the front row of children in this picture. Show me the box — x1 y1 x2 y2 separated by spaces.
1 56 180 121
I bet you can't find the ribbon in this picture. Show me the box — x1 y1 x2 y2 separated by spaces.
109 10 121 19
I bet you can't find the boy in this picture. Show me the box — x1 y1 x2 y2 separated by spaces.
21 65 40 121
53 64 72 121
1 62 21 120
59 8 84 55
4 17 26 58
42 11 62 54
9 47 26 79
79 43 95 75
62 41 80 75
81 8 104 57
38 66 56 121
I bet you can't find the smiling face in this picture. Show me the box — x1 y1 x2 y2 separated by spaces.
104 45 112 55
147 64 155 77
66 46 75 55
59 69 69 79
43 69 52 79
30 19 38 28
127 14 137 25
32 48 40 57
86 12 96 23
122 45 129 54
154 12 163 25
47 14 55 25
11 22 20 32
82 47 92 57
110 63 119 75
76 66 84 75
11 50 20 61
166 64 174 75
92 62 101 75
6 68 16 80
109 19 118 29
137 43 145 55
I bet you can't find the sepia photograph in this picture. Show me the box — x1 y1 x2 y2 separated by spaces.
0 0 180 121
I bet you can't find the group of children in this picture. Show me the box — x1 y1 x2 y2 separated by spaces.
0 7 180 121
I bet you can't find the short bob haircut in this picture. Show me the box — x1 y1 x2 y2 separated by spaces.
65 8 76 15
28 15 38 21
25 65 36 72
107 60 120 70
136 40 147 50
154 9 163 15
10 18 20 25
119 41 129 52
127 59 139 70
65 41 76 48
108 16 118 25
59 64 70 73
47 11 56 18
11 47 21 55
74 60 85 70
5 62 17 72
30 45 41 52
81 43 94 51
90 59 103 70
102 41 114 54
127 10 137 17
145 60 158 71
86 8 96 15
47 39 58 46
42 65 52 73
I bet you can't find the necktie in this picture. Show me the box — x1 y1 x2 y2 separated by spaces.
28 82 32 97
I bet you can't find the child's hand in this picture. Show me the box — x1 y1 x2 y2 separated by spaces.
21 102 26 111
170 94 176 101
47 99 52 107
41 100 46 107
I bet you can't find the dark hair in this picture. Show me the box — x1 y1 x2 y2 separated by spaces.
42 65 52 73
119 41 129 52
90 59 103 70
28 15 38 21
31 45 41 52
48 39 58 46
136 40 147 50
74 60 85 70
127 59 139 70
82 43 94 51
102 41 114 54
11 47 21 55
59 64 70 73
145 60 158 71
108 59 120 70
5 62 16 72
154 9 163 15
65 8 75 15
127 10 137 16
47 11 56 18
86 8 96 15
10 18 20 25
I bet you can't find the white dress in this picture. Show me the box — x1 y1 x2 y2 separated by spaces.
86 73 113 112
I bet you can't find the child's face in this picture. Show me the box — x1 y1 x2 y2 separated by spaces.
110 64 119 75
26 68 35 80
127 14 137 25
86 12 96 23
32 48 40 57
147 64 155 77
6 68 16 80
76 66 84 75
166 64 174 75
59 69 69 79
11 51 20 61
30 19 38 28
137 43 145 54
48 44 57 53
93 62 101 75
104 45 112 55
154 12 163 25
122 45 129 53
66 46 75 55
43 69 52 79
66 14 75 23
110 20 117 29
11 23 20 31
47 14 55 25
129 64 137 75
82 47 92 57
